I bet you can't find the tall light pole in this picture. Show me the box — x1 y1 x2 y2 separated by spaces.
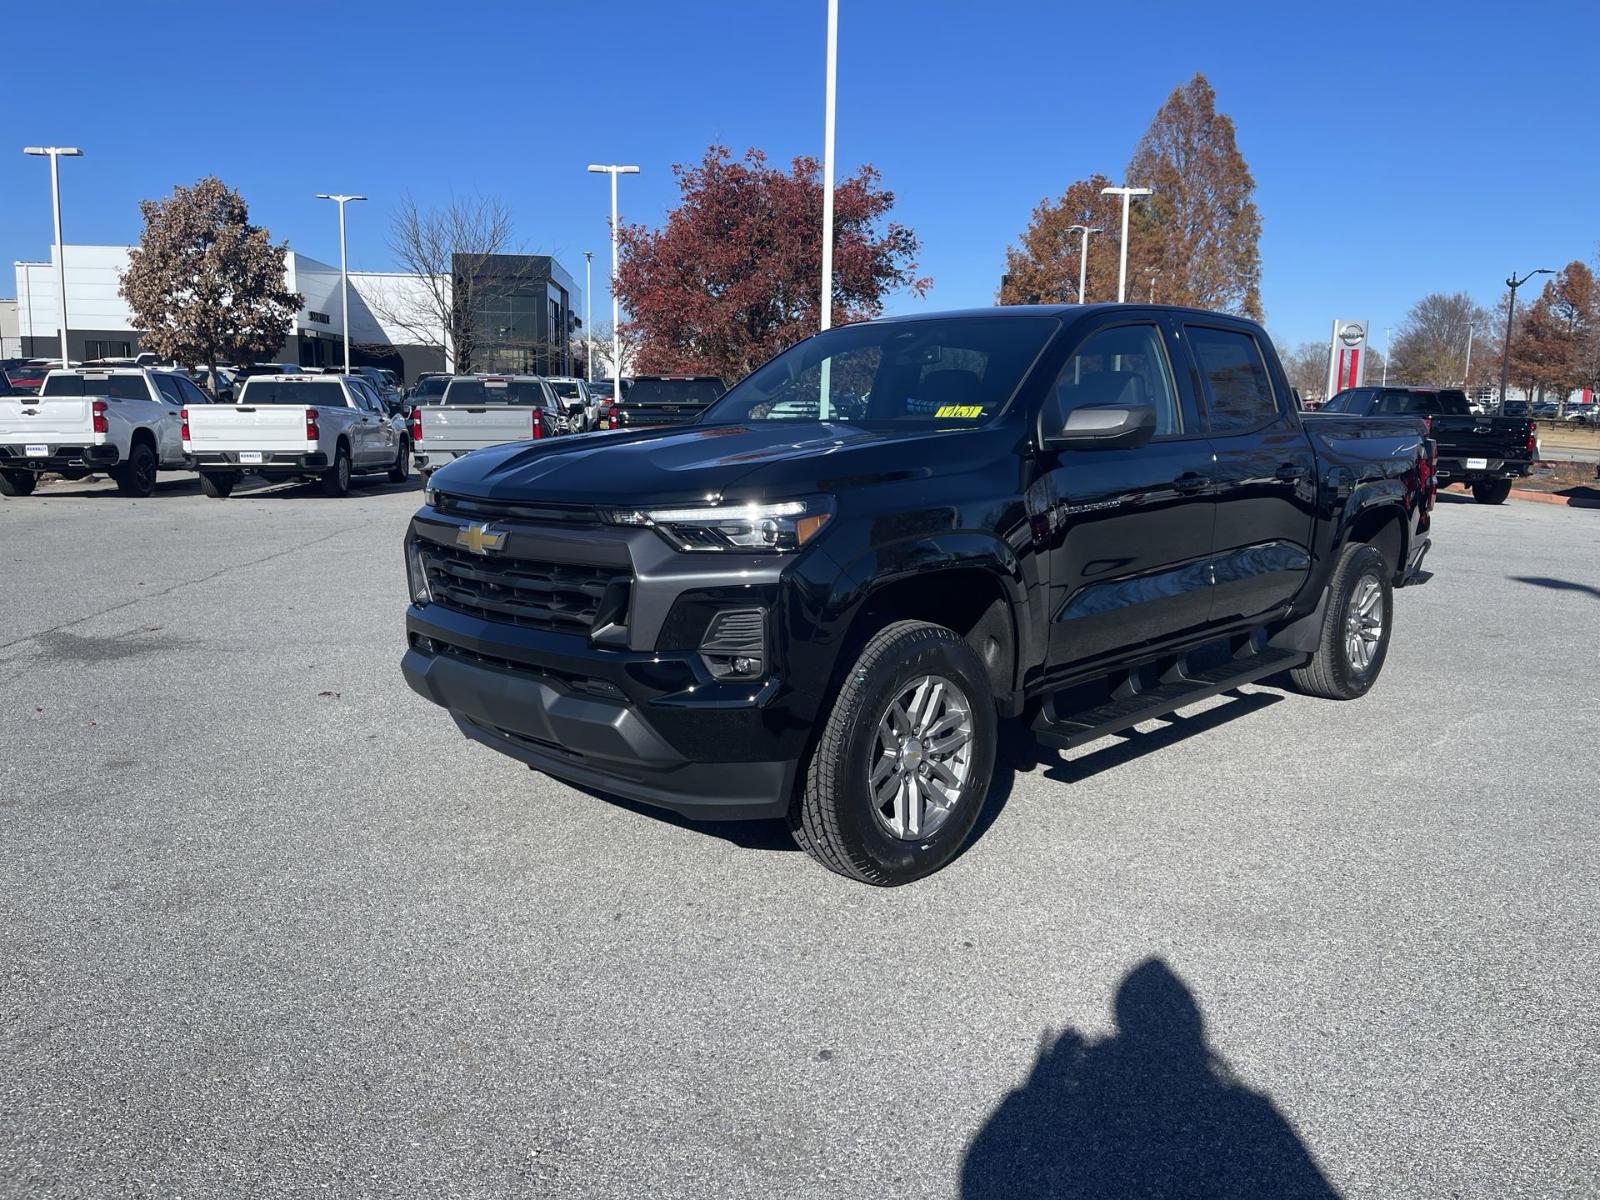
583 250 593 379
1382 326 1392 385
1498 268 1553 414
1067 224 1101 303
1145 267 1162 303
588 164 640 392
1463 322 1474 387
24 146 83 364
1100 184 1152 303
315 193 367 373
820 0 838 334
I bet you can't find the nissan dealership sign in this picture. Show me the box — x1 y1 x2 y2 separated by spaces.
1326 319 1369 397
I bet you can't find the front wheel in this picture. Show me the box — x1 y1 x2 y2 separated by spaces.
388 438 410 483
0 469 38 497
790 620 996 885
1287 543 1393 701
321 446 352 497
1472 479 1512 505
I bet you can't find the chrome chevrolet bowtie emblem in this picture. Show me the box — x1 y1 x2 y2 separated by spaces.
456 522 507 555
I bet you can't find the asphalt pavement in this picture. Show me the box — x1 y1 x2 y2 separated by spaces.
2 474 1597 1198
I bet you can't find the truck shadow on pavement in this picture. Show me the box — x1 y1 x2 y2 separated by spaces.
961 958 1340 1199
574 690 1284 859
1509 574 1600 601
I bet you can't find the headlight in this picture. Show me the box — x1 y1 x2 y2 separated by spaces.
423 484 440 508
602 497 833 552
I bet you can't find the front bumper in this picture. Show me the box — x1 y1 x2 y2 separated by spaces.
401 601 803 820
0 443 119 472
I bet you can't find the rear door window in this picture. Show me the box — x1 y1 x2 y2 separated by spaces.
1184 326 1281 433
153 376 185 405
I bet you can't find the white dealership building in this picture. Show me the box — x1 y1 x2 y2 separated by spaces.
12 245 582 381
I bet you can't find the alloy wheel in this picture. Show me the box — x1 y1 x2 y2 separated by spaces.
868 674 974 840
1344 576 1384 671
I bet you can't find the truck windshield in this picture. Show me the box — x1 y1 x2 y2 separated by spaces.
443 379 548 406
40 374 150 400
240 380 348 406
700 316 1060 428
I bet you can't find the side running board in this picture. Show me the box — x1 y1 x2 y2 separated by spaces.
1030 646 1307 753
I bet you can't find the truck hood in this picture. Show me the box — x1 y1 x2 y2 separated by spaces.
429 421 1005 508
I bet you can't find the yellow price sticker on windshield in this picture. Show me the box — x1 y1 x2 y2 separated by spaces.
934 405 983 419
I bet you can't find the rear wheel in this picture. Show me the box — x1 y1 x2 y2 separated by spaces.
0 469 38 497
1287 543 1392 701
113 441 158 497
790 620 996 885
321 445 352 497
199 471 235 499
1471 479 1512 505
388 438 410 483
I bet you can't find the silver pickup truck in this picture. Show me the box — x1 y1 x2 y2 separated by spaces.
410 374 570 480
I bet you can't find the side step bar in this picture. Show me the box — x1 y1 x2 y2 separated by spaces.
1030 647 1307 753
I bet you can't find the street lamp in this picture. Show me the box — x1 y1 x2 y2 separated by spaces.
820 0 839 333
1100 184 1153 303
1067 224 1102 303
1498 268 1553 414
583 250 593 380
315 193 367 373
1463 322 1474 388
1382 326 1392 386
587 164 640 393
1145 267 1162 303
23 146 83 364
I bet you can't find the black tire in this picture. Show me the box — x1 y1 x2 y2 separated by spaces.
199 471 235 499
1287 543 1393 701
321 445 352 497
0 469 38 497
790 620 997 886
387 438 410 483
1471 479 1512 505
113 441 158 497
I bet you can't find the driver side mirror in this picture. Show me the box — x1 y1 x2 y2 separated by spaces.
1040 404 1158 451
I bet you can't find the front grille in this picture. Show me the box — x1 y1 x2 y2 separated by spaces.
420 543 630 635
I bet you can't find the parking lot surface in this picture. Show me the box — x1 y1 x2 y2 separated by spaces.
2 477 1596 1198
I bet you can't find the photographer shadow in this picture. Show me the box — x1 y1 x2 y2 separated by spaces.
962 958 1339 1199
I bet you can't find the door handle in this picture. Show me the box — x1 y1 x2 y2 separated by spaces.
1172 472 1208 494
1275 463 1309 482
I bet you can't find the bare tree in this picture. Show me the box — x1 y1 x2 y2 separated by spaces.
1279 340 1330 404
1390 291 1489 386
584 322 644 380
370 193 526 373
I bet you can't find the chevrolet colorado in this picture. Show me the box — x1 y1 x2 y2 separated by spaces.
402 306 1434 885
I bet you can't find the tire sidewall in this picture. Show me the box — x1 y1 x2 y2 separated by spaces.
828 633 996 882
124 443 157 496
1330 547 1392 696
326 447 352 496
392 439 410 481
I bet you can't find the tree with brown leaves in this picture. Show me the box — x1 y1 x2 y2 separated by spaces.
615 146 928 382
120 177 302 379
1390 292 1489 385
1127 74 1263 319
998 174 1123 306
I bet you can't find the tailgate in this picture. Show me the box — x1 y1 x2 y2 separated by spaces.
1432 416 1534 460
0 397 96 445
420 406 537 452
614 403 707 428
186 406 311 453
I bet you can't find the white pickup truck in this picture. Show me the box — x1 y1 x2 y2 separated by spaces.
410 374 568 480
0 366 212 497
184 373 410 498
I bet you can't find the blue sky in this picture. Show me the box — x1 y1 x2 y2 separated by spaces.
5 0 1596 351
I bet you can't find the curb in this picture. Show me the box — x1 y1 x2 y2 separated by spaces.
1444 483 1600 510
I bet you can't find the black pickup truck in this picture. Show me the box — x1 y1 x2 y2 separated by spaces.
1322 385 1535 504
599 374 726 430
402 306 1434 885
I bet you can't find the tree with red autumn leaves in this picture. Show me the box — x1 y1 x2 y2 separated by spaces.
615 146 929 382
